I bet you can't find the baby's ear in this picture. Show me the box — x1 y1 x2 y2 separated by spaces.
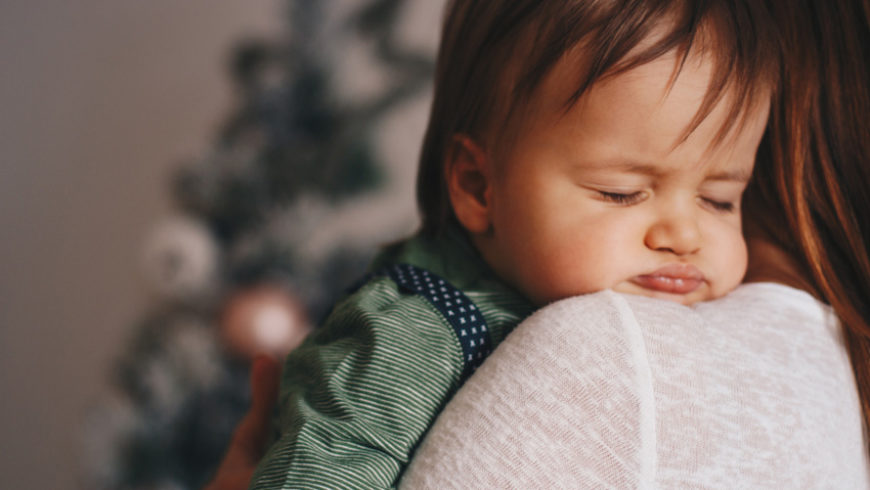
445 134 493 235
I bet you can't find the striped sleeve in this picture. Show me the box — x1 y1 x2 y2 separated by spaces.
249 277 464 489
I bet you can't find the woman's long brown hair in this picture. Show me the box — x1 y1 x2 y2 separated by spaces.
755 0 870 447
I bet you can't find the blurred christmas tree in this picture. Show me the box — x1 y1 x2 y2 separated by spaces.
83 1 437 488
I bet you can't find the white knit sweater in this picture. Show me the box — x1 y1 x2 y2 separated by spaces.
401 283 869 489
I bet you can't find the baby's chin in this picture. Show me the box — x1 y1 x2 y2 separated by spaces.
611 281 726 306
526 279 739 307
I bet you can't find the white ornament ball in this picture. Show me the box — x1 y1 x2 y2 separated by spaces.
220 284 311 359
141 215 221 303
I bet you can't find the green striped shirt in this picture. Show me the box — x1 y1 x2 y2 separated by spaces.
249 225 535 489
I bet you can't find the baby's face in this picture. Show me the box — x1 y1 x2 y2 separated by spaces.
473 52 769 306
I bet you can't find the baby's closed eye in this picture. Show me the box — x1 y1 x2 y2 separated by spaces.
597 190 646 205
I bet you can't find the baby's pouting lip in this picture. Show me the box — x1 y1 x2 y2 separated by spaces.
631 263 705 294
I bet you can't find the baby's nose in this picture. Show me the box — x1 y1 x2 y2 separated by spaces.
644 208 702 256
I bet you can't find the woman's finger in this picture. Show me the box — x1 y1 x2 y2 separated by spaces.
203 354 281 490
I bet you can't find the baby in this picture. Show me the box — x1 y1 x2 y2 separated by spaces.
250 1 778 487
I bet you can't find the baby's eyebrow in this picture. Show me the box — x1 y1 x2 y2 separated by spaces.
582 159 752 183
704 168 752 183
580 160 665 176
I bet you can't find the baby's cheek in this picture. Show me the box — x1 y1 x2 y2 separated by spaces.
714 231 749 295
536 240 618 303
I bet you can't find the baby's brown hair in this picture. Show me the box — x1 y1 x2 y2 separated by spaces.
416 0 782 236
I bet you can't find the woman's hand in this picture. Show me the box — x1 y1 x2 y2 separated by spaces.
203 355 281 490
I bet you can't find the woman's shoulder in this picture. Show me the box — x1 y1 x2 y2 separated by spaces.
722 281 830 315
515 284 835 339
402 289 660 489
692 282 838 340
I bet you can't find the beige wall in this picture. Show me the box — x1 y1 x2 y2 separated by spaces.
0 1 281 488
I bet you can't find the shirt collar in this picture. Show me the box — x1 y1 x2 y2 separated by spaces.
371 223 533 309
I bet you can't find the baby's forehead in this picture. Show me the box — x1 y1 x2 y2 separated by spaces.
483 17 773 157
492 54 768 186
575 156 755 184
503 46 770 162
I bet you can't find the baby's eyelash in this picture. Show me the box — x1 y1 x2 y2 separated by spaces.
703 198 735 212
599 191 644 205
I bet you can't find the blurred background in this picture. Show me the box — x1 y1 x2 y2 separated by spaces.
0 0 444 488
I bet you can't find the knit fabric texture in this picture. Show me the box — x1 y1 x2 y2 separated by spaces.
401 284 870 489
